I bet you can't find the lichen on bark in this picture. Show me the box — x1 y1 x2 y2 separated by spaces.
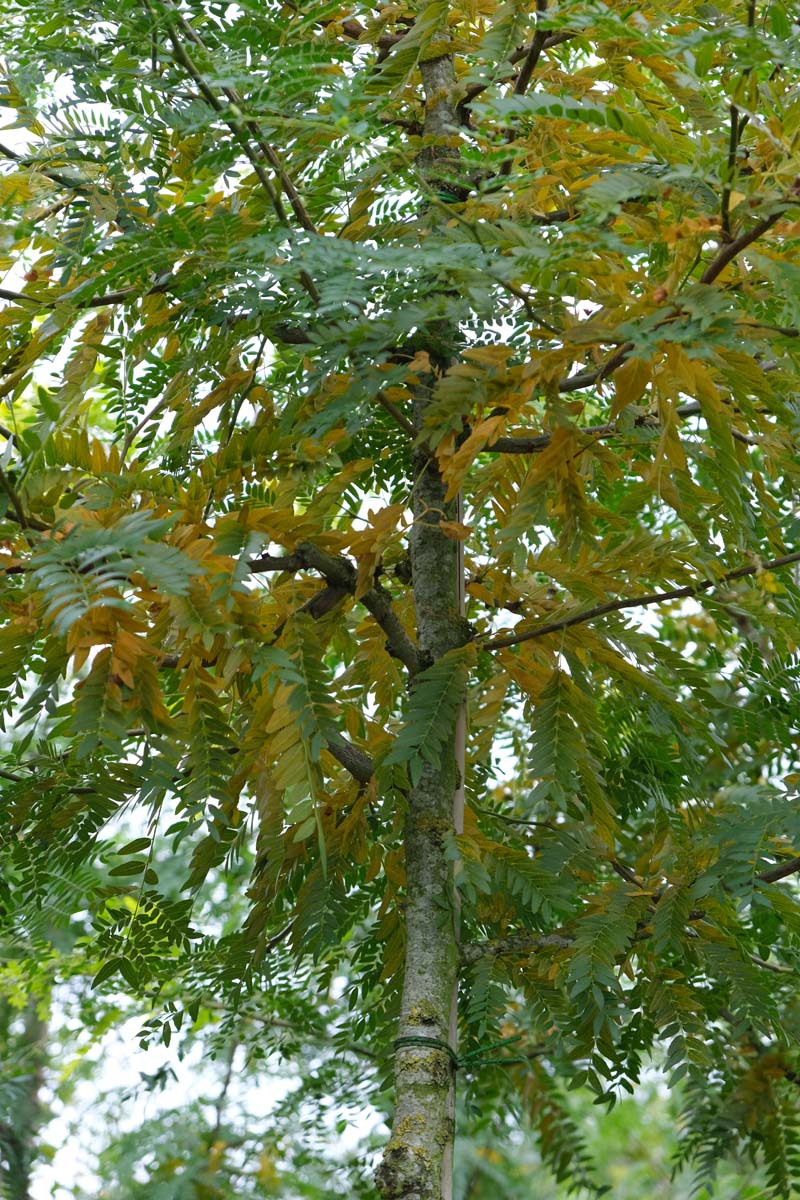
374 33 466 1200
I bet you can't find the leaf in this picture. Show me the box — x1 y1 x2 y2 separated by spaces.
108 860 147 877
369 0 449 92
385 645 476 786
116 838 152 856
529 670 616 845
610 356 651 419
438 519 472 541
91 958 126 988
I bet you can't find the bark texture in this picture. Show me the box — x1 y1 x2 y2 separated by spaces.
375 43 466 1200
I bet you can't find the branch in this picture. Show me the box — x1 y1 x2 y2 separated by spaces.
160 0 318 239
490 399 755 454
471 804 555 830
0 479 50 533
757 856 800 885
482 549 800 652
721 103 739 240
699 210 783 286
360 581 420 672
247 551 303 573
159 645 376 784
748 953 794 975
457 32 574 118
461 932 573 965
491 407 679 454
375 390 415 437
160 19 287 226
0 287 319 358
0 465 30 531
0 278 172 312
325 731 374 784
286 2 407 53
557 342 632 393
540 210 787 394
513 0 549 97
249 542 421 674
611 860 644 888
211 1039 238 1141
0 139 108 201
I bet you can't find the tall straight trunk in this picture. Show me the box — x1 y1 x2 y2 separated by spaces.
375 45 466 1200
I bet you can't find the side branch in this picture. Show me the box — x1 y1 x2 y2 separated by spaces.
700 211 783 286
482 549 800 651
164 1 317 236
462 851 800 970
161 18 288 228
491 400 755 454
249 542 421 674
325 732 375 784
513 0 549 97
0 278 173 313
758 856 800 885
0 287 313 354
550 208 789 394
156 0 321 303
461 933 572 965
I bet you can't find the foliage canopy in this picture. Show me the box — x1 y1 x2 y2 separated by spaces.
2 0 800 1196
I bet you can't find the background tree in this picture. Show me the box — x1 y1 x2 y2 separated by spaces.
2 1 800 1197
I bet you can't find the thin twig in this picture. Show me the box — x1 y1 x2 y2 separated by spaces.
162 0 318 236
721 103 739 239
0 465 29 530
748 953 794 974
211 1039 238 1141
513 0 549 97
490 398 756 454
483 549 800 651
472 804 555 830
700 211 782 286
375 390 415 437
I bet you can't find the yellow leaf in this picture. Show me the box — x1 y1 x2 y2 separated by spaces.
0 173 31 205
365 844 383 884
348 503 407 598
340 211 371 240
439 519 472 541
174 369 252 430
463 344 512 368
610 356 651 418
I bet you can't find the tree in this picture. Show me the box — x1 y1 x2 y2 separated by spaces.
2 1 800 1196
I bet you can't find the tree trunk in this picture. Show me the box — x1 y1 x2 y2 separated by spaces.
375 44 466 1200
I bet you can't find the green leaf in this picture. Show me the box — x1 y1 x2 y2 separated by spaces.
116 838 151 856
108 860 147 877
385 645 476 786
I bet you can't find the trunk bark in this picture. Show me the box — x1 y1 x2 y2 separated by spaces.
375 44 466 1200
375 389 465 1200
